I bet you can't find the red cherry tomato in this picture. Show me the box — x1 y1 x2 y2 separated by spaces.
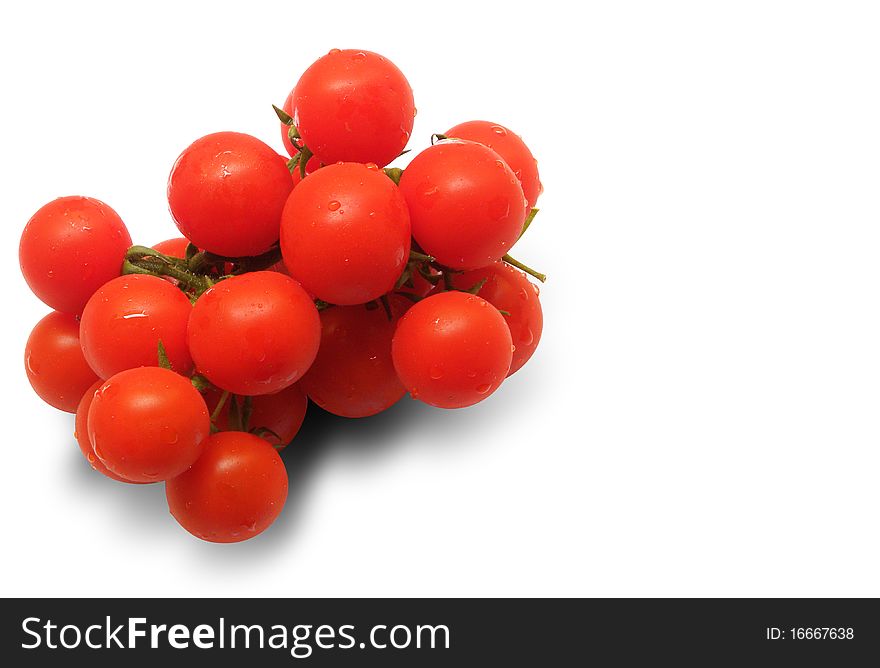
445 120 543 211
24 311 99 412
291 49 415 167
399 140 526 270
88 367 210 483
206 383 308 449
392 291 513 408
19 196 132 313
449 262 543 375
79 274 193 379
74 380 134 483
151 237 191 259
280 162 411 305
300 297 409 418
187 272 321 395
168 132 293 257
166 431 288 543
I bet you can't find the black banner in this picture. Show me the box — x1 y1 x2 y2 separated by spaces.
1 598 876 664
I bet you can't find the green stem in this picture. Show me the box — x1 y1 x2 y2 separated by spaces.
123 247 214 294
519 208 539 240
408 249 435 263
502 253 547 283
297 145 313 179
210 390 230 423
384 167 404 185
273 104 294 125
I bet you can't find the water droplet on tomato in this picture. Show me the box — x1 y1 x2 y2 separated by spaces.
328 200 341 211
520 328 534 346
475 383 492 394
25 352 38 375
519 288 529 300
466 370 477 379
352 51 366 61
429 365 443 380
491 125 507 136
328 48 341 55
365 162 378 171
495 160 505 169
161 426 179 444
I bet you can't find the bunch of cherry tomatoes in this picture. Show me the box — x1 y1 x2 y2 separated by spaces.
19 49 545 543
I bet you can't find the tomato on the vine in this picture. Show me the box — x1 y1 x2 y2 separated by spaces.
444 120 543 212
392 291 513 408
79 274 193 379
88 366 210 483
187 271 321 395
290 49 415 167
448 262 543 375
74 380 135 483
166 431 288 543
300 296 410 418
280 162 411 305
25 311 99 413
19 196 132 313
399 140 526 270
168 132 293 257
205 383 308 449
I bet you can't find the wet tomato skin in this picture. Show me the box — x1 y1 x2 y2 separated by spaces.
291 49 415 167
392 291 513 409
444 120 543 212
449 262 543 375
25 311 99 413
300 297 409 418
167 132 293 257
399 140 526 271
280 162 411 306
166 431 288 543
74 380 136 483
88 367 210 483
187 272 321 396
19 196 132 314
79 274 194 379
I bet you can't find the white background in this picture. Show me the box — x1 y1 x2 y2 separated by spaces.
1 0 878 597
